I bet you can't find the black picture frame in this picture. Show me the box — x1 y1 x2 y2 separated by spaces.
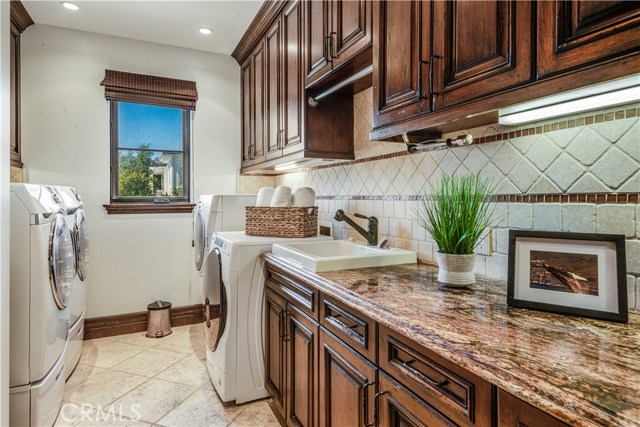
507 230 628 323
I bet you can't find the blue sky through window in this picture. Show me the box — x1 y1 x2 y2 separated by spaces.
118 102 183 151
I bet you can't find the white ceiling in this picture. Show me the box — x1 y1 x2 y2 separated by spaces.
23 0 264 55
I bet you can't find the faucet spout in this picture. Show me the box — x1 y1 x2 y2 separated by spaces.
333 209 378 246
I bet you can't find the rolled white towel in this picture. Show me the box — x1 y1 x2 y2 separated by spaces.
292 187 316 207
256 187 275 207
270 186 292 207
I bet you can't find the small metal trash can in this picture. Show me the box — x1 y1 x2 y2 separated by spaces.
146 300 172 338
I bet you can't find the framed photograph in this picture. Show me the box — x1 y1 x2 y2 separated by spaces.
507 230 628 323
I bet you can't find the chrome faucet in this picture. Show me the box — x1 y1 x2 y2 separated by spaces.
334 209 378 246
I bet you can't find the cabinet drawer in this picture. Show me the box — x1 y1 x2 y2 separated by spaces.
380 325 492 427
378 372 457 427
266 266 318 321
498 389 570 427
320 294 376 362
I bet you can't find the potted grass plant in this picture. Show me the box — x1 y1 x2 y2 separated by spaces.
416 174 495 287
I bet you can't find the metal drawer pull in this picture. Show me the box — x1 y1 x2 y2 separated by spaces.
402 358 449 388
362 381 375 427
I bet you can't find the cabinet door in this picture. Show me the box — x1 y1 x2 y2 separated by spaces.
498 389 570 427
10 23 21 167
372 0 431 130
304 0 333 87
331 0 372 67
432 0 533 109
265 19 283 161
282 0 304 156
318 329 376 427
377 373 457 427
537 1 640 77
240 57 253 168
265 287 287 417
251 41 266 164
285 304 318 427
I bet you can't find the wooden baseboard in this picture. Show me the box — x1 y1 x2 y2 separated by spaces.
84 304 204 340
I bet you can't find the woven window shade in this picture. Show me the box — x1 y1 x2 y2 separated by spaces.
100 70 198 110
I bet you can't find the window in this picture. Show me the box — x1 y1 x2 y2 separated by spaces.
111 102 190 203
101 70 197 214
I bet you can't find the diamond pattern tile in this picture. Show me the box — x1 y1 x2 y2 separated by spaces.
591 117 635 142
510 158 539 192
463 147 489 174
546 153 585 191
616 121 640 162
492 142 521 174
591 148 637 188
566 127 611 166
439 150 461 176
526 135 561 171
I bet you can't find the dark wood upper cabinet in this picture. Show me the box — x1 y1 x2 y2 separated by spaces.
265 19 283 161
304 0 333 87
282 0 304 156
372 0 432 130
431 0 534 109
305 0 372 88
10 22 21 167
537 1 640 78
264 287 287 416
9 0 34 168
240 57 253 168
251 41 266 164
318 328 376 427
331 0 372 68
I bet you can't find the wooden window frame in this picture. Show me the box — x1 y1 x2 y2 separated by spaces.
104 101 193 214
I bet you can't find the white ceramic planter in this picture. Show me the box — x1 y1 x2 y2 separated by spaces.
435 252 476 287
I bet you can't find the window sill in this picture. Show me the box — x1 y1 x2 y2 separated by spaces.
104 203 195 215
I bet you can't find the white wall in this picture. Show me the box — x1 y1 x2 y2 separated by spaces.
21 25 241 317
1 1 11 423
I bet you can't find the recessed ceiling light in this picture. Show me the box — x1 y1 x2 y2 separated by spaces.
61 2 80 10
198 27 213 35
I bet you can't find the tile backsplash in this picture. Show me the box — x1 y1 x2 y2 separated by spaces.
239 89 640 310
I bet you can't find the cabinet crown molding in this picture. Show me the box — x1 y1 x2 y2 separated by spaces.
232 0 287 64
10 0 34 33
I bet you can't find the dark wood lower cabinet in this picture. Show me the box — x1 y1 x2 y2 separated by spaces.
265 287 287 416
264 265 578 427
377 373 457 427
286 305 318 427
318 329 376 427
497 389 570 427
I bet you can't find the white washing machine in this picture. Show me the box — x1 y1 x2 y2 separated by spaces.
10 184 75 427
203 231 332 404
56 186 90 380
193 194 257 277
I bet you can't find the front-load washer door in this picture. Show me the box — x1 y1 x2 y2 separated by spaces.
203 247 226 353
74 209 90 281
194 203 206 273
50 213 74 309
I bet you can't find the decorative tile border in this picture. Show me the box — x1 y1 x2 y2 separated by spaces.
240 105 640 178
315 192 640 204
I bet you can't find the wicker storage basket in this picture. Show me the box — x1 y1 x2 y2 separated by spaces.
245 206 318 238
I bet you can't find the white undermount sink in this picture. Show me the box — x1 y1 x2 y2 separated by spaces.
272 240 417 272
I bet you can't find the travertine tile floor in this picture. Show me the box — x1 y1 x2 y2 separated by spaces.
55 324 283 427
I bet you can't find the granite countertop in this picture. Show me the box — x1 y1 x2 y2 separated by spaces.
263 253 640 427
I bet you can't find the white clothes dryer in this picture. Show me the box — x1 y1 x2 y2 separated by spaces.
193 195 257 277
203 231 332 404
56 186 90 380
10 184 74 426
